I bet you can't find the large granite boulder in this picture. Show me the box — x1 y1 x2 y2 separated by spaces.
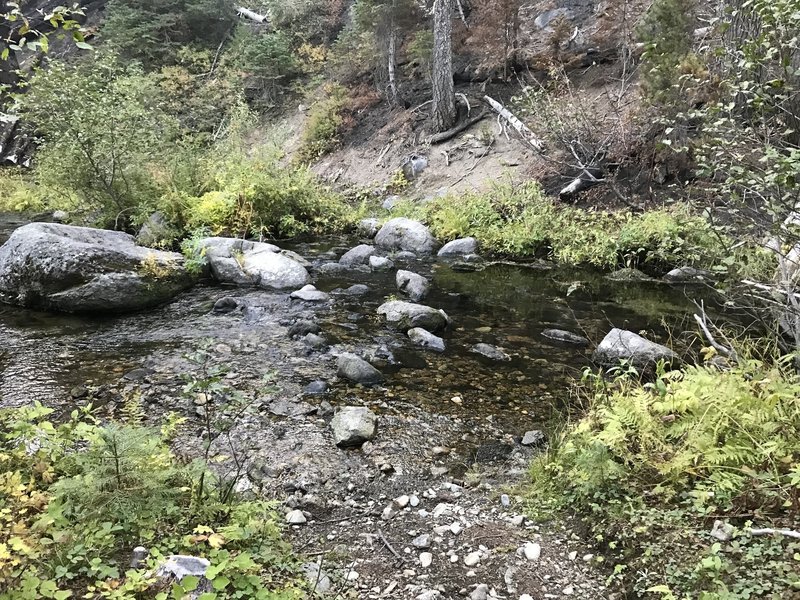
396 270 430 302
593 328 678 368
0 223 195 313
375 218 439 255
197 237 310 289
438 237 478 257
377 301 450 332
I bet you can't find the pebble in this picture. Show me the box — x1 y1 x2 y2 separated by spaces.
562 585 575 595
412 534 431 549
346 571 359 581
419 552 433 568
410 495 420 507
520 596 534 600
523 542 541 562
500 494 510 507
568 551 577 561
450 555 459 563
583 553 594 562
286 510 307 525
450 522 462 535
395 495 410 508
464 552 481 567
470 584 489 600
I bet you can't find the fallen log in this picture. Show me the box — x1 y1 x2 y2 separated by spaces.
483 95 543 152
428 111 488 145
237 6 268 23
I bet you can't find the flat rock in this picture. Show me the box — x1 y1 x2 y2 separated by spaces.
0 223 195 313
607 267 651 282
438 237 478 257
337 353 383 385
290 284 330 302
593 328 678 368
396 269 430 301
541 329 589 346
408 327 446 352
331 406 377 447
375 218 439 255
378 301 450 333
197 237 310 289
303 380 328 395
521 430 546 447
471 343 511 361
344 284 369 296
339 244 375 267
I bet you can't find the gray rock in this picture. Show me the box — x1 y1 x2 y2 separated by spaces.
394 250 417 261
317 400 334 417
358 218 380 239
593 328 678 368
664 266 713 283
344 284 369 296
197 237 310 290
382 195 400 211
541 329 589 346
438 237 478 257
212 296 239 314
375 218 439 255
470 584 489 600
51 210 69 223
303 333 328 350
130 546 148 569
290 284 330 302
377 301 450 332
0 223 195 313
412 534 432 549
535 7 572 29
316 262 350 276
288 320 320 338
331 406 377 447
521 430 546 447
286 509 307 524
369 255 394 272
304 380 329 395
268 398 315 417
408 327 446 352
607 267 651 282
711 520 734 541
156 555 210 581
471 343 511 361
136 212 172 248
396 269 430 302
401 154 428 180
302 562 332 594
337 353 383 385
339 244 376 267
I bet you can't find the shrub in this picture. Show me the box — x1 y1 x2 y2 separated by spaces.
230 27 302 108
527 359 800 597
296 84 348 164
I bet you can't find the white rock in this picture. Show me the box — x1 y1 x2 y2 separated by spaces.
450 522 462 535
412 534 432 549
562 586 575 596
510 515 525 527
395 494 410 508
286 509 307 524
470 584 489 600
523 542 541 562
582 553 594 562
568 551 577 561
520 595 534 600
410 495 420 507
420 552 433 568
464 552 481 567
346 571 359 581
450 554 459 563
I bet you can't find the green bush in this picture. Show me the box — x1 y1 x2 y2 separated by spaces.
296 84 348 164
231 27 302 108
527 359 800 598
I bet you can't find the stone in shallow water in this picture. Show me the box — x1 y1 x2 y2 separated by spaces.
337 353 383 385
212 296 239 314
377 301 450 333
408 327 446 352
396 269 430 302
344 284 369 296
593 328 677 368
369 255 394 271
541 328 589 346
471 343 511 361
338 244 375 267
198 237 310 289
375 218 439 255
290 284 330 302
438 237 478 257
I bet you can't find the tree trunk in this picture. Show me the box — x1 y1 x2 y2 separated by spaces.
387 26 398 104
431 0 456 132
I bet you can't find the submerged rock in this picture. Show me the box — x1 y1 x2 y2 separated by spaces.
288 319 320 338
369 255 394 271
471 343 511 361
331 406 377 447
375 218 439 255
408 327 446 352
198 237 310 290
396 269 430 302
541 329 590 346
593 328 678 368
377 301 450 332
344 284 369 296
438 237 478 257
339 244 376 267
212 296 240 314
0 223 195 313
337 353 384 385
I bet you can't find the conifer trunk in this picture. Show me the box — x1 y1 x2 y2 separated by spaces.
431 0 456 132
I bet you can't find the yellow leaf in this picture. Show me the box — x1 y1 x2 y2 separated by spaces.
207 533 225 548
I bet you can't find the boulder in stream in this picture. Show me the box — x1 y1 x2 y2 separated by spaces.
331 406 377 447
408 327 446 352
358 218 380 239
375 218 439 255
369 255 394 272
593 328 678 368
337 353 384 385
339 244 375 267
0 223 195 313
197 237 310 289
290 284 330 302
396 270 430 302
377 301 450 332
438 237 478 257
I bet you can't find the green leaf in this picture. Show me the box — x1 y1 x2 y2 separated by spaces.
74 41 93 50
212 576 230 591
181 576 200 592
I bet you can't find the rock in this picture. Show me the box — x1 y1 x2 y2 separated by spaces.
130 546 148 569
136 212 172 248
344 284 369 296
358 218 380 239
471 343 511 361
339 244 376 267
377 301 450 332
470 584 489 600
415 591 441 600
156 555 210 581
412 534 431 549
317 400 334 417
520 596 534 600
419 552 433 568
438 237 478 257
212 296 239 314
290 284 330 302
607 267 651 282
664 266 713 283
711 520 734 542
521 430 546 447
450 522 462 535
394 250 417 261
337 353 383 385
267 398 315 417
302 562 332 594
593 328 678 368
395 494 410 508
382 195 400 211
303 333 328 350
51 210 69 223
288 319 320 338
316 262 350 276
197 237 310 289
464 551 481 567
523 542 541 562
396 270 430 301
500 494 511 507
0 223 195 313
375 218 439 255
541 329 590 346
535 7 572 29
304 380 328 395
331 406 377 447
408 327 446 352
286 509 307 524
401 154 428 180
369 255 394 271
562 585 575 596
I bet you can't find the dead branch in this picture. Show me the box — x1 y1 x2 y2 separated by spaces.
237 6 268 23
456 93 471 115
410 100 433 113
376 528 404 562
482 95 543 152
428 111 488 145
693 300 740 364
747 527 800 540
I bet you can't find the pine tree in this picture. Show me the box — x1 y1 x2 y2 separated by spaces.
432 0 456 132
